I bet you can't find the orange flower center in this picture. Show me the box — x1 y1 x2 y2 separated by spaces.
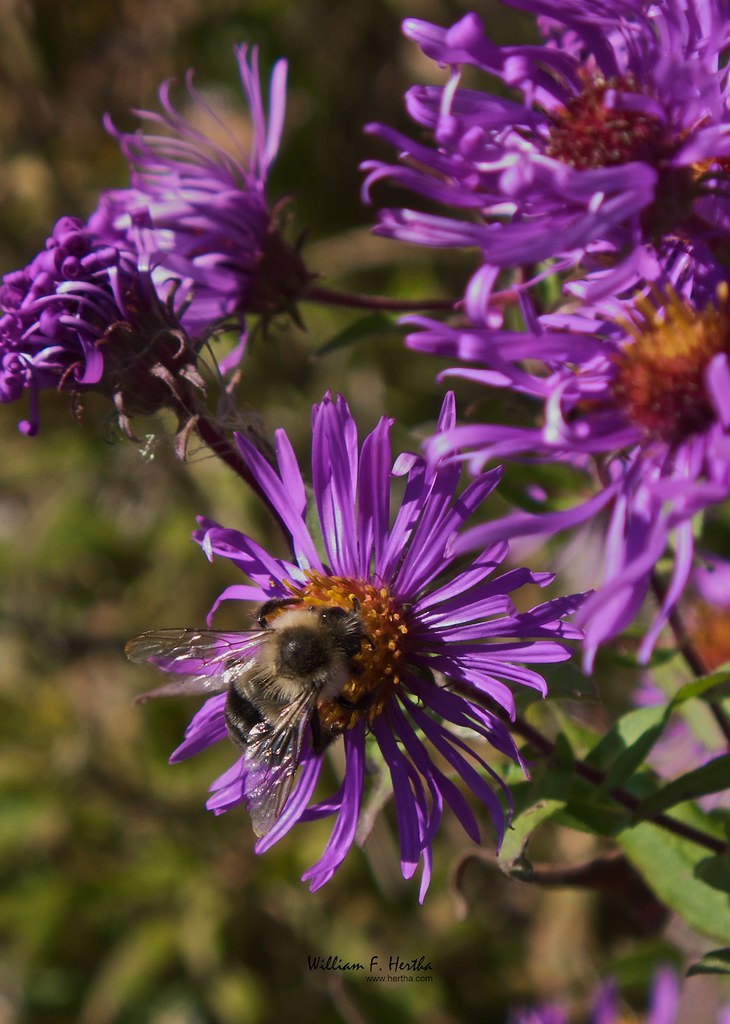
611 287 730 445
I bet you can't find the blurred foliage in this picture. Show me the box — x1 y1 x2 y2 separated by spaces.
2 1 730 1022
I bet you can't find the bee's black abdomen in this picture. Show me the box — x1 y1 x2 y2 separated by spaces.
225 686 266 747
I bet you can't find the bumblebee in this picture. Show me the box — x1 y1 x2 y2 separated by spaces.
126 597 371 836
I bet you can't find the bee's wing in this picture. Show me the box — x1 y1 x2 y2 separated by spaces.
125 628 262 701
242 690 316 838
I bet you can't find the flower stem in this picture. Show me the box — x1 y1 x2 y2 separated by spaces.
302 283 459 313
451 848 668 927
192 410 292 547
650 571 730 746
512 714 726 855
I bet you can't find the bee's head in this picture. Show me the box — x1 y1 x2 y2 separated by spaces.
268 603 368 679
317 604 367 659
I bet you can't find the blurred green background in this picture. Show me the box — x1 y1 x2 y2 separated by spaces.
0 2 724 1022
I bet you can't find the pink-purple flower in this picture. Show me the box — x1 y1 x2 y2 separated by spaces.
0 216 202 438
509 967 730 1024
419 286 730 669
363 1 730 311
130 393 584 897
508 979 617 1024
90 45 303 354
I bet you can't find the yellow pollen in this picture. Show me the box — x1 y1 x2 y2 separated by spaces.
611 286 730 445
282 570 410 732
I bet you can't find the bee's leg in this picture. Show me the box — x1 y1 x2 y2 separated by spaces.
348 633 375 678
256 596 301 629
335 692 375 714
313 694 373 747
310 708 334 754
349 597 375 648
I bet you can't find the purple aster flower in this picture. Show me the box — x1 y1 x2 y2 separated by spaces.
363 2 730 310
508 1007 568 1024
509 967 730 1024
420 284 730 670
507 977 633 1023
90 45 307 355
0 215 203 440
127 392 584 898
694 553 730 609
508 983 620 1024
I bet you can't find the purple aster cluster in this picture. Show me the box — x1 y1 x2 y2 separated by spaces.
9 12 730 1023
9 0 730 933
129 393 584 897
363 0 730 667
363 0 730 305
0 216 202 439
0 45 293 437
0 217 112 434
412 285 730 668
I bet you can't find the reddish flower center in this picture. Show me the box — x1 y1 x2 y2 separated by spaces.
611 288 730 445
546 74 667 170
690 602 730 673
282 570 409 731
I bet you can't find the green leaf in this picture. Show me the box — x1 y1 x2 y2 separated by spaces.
540 662 601 703
619 812 730 942
670 663 730 707
585 706 670 792
687 948 730 977
553 732 577 771
607 647 678 670
317 314 395 354
634 754 730 821
553 787 631 837
548 705 601 758
498 798 566 875
695 854 730 894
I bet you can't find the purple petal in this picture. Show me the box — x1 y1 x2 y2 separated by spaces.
301 722 366 891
